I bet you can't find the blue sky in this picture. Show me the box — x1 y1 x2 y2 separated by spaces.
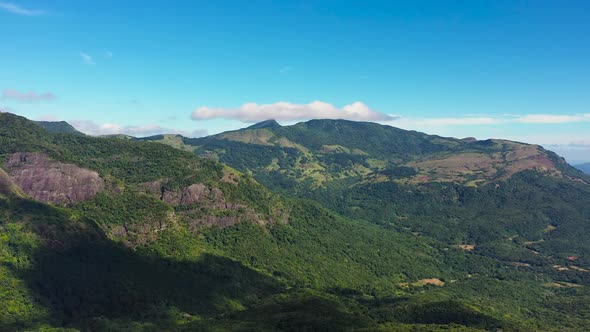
1 1 589 163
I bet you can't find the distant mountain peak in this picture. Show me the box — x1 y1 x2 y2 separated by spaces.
34 120 84 135
246 119 281 129
575 162 590 175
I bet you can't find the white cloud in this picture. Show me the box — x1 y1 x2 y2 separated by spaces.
279 66 292 74
1 89 56 102
502 133 590 147
0 2 45 16
79 52 95 65
105 51 113 59
70 120 207 138
192 101 590 128
192 101 397 122
517 114 590 124
390 116 504 128
537 139 590 164
381 113 590 130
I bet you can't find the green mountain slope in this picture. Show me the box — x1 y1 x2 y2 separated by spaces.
149 119 590 326
34 120 84 135
2 113 590 331
180 119 582 187
179 120 590 259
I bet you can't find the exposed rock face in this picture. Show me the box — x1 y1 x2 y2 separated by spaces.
109 210 175 247
5 152 105 204
141 181 242 209
141 180 256 229
164 183 224 206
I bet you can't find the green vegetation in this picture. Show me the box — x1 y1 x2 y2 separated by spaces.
2 113 590 331
136 134 197 153
33 121 84 136
182 119 586 189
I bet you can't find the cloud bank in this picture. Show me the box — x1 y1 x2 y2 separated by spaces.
393 116 503 127
384 113 590 128
517 114 590 124
192 101 396 122
70 120 207 138
0 2 45 16
192 99 589 127
528 137 590 164
1 89 56 102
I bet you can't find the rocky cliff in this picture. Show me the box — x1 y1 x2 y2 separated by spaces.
5 152 105 204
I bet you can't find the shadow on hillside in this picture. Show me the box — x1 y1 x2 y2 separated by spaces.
2 198 508 331
3 198 282 330
360 296 504 330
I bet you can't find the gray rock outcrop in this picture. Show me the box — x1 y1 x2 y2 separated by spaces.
6 152 105 204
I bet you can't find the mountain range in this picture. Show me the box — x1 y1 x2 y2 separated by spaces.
1 112 590 331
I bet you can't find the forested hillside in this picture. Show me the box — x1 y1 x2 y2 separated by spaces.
155 120 590 261
2 113 590 331
33 120 84 135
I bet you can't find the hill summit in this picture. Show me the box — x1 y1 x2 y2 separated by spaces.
34 120 84 135
246 119 282 129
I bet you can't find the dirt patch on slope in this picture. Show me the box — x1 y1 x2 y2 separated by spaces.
417 278 446 286
544 282 582 288
455 244 476 251
511 262 531 267
400 278 446 288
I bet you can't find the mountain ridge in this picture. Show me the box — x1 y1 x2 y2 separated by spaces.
174 118 582 188
37 117 578 180
3 112 590 330
246 119 282 129
34 120 84 135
